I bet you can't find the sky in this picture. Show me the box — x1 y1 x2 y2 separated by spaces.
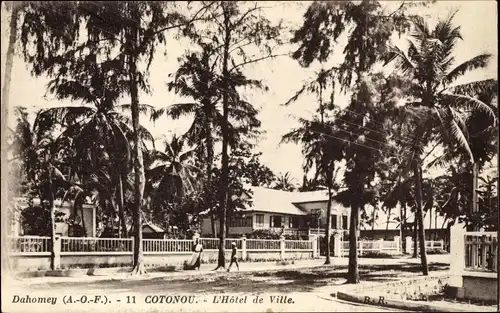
1 1 498 186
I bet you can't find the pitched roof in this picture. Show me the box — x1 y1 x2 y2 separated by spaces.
144 222 165 233
243 186 331 216
291 189 330 203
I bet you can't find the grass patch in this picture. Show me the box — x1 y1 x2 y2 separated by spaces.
359 251 401 259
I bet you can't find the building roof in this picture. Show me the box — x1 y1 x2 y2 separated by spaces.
245 187 308 216
242 186 338 216
143 222 166 233
290 189 331 204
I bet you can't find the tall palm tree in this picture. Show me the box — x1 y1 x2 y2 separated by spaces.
384 13 498 274
146 134 201 229
283 117 343 265
155 44 221 236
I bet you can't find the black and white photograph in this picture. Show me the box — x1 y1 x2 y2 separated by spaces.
1 1 498 312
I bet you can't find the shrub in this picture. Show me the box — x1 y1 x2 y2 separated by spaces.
248 229 281 240
426 248 448 255
359 251 396 259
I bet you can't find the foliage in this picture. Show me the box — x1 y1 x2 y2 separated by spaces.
20 203 65 236
145 134 201 221
272 172 296 191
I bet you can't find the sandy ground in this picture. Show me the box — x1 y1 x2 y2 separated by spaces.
2 255 453 313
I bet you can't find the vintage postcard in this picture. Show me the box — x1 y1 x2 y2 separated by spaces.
1 1 498 312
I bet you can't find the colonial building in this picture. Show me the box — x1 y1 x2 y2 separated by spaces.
200 186 350 237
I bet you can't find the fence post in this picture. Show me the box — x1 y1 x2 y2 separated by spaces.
53 235 61 269
280 235 285 260
241 236 247 261
359 240 363 256
405 236 412 254
378 238 384 253
449 223 466 288
333 233 341 257
394 236 400 254
310 235 318 258
439 239 444 250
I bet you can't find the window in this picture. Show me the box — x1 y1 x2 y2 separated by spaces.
331 215 338 229
229 216 252 227
289 216 300 228
255 214 264 227
270 215 283 228
342 215 348 229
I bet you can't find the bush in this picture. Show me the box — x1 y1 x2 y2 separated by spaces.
359 251 396 259
426 248 448 255
247 229 281 240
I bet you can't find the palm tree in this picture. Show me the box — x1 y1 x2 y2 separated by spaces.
283 117 343 265
156 44 222 236
9 107 70 269
384 13 498 274
146 134 200 229
290 0 423 283
273 172 297 192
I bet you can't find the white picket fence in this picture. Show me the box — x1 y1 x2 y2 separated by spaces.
408 239 445 252
341 239 400 256
8 235 52 254
8 235 316 256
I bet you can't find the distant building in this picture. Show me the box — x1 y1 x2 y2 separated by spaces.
200 186 350 237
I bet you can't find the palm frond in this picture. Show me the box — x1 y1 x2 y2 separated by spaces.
442 93 497 122
444 54 492 85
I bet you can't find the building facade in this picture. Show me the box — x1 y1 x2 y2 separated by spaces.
200 186 350 237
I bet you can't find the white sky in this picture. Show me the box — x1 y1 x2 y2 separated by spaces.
1 1 498 184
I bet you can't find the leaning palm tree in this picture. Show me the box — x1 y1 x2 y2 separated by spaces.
384 12 498 275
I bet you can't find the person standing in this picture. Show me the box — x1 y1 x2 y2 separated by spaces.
227 242 239 272
192 238 203 270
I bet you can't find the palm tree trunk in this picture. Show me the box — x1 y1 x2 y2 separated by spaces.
347 196 360 284
412 221 418 258
128 12 146 275
428 205 432 241
204 107 216 237
117 175 128 237
401 203 405 252
372 207 376 231
472 162 479 231
215 9 231 270
1 2 19 278
324 184 333 265
385 207 391 240
47 164 57 270
413 163 429 275
211 214 216 237
80 202 87 237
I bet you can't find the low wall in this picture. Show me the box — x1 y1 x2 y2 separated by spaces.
283 250 314 260
247 250 281 261
11 249 314 271
11 253 51 271
60 253 133 268
462 272 497 302
350 274 450 301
